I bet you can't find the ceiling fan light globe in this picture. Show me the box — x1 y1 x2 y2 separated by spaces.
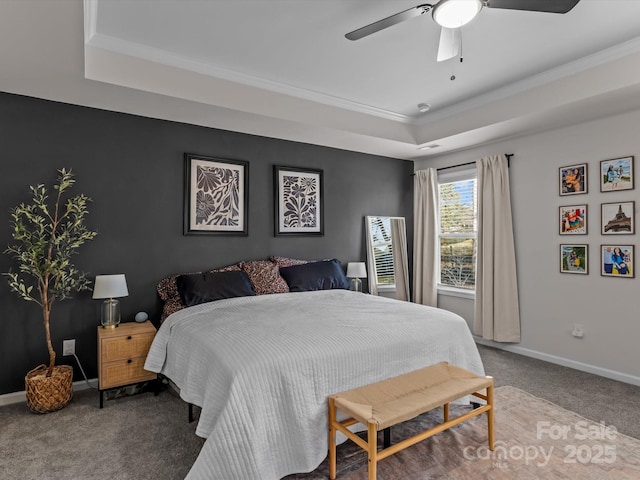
433 0 483 28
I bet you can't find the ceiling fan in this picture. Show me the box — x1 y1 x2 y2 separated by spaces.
345 0 581 62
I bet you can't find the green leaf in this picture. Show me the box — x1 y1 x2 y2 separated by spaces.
4 168 97 328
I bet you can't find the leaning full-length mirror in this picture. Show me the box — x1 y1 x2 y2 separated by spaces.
365 216 410 301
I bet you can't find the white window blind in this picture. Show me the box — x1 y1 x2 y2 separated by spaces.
438 168 477 290
368 216 395 286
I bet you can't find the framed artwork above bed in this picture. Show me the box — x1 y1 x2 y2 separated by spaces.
183 153 249 236
274 165 324 236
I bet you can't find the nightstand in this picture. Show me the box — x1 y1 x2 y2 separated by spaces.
97 320 157 408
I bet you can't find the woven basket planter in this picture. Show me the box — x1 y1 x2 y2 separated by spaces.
25 364 73 413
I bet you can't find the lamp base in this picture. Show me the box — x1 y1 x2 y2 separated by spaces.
349 277 362 292
101 298 121 328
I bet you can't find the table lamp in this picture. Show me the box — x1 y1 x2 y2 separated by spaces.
93 274 129 328
346 262 367 292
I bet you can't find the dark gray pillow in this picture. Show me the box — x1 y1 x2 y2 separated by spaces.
279 259 349 292
176 270 255 307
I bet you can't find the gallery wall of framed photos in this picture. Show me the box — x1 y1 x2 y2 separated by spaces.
559 156 635 278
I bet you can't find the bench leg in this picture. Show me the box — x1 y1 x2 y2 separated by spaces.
367 421 377 480
328 398 337 480
443 402 449 422
487 384 495 450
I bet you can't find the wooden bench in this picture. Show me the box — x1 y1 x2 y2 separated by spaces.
328 362 494 480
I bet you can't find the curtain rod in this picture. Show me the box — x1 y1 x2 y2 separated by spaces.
436 153 513 172
411 154 513 176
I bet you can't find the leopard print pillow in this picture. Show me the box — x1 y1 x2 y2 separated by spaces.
240 260 290 295
269 256 309 268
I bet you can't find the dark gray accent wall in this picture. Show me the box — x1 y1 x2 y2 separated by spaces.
0 92 413 395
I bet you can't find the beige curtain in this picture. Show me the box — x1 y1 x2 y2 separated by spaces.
391 218 410 301
474 155 521 342
413 169 438 306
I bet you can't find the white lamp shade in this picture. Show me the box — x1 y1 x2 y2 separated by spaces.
93 274 129 299
433 0 482 28
347 262 367 278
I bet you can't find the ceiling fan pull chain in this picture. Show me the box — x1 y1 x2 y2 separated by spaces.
450 30 463 81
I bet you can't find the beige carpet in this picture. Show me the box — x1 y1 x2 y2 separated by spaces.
290 386 640 479
3 386 639 479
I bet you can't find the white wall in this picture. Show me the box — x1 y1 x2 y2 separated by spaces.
415 108 640 385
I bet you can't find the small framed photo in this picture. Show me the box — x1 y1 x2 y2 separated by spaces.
559 205 587 235
601 201 634 235
274 165 324 236
560 244 588 274
559 163 587 195
183 153 249 235
600 156 634 192
601 245 634 278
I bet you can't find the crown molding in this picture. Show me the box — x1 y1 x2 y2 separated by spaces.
85 32 413 125
417 36 640 126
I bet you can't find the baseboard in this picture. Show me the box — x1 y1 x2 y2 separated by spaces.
0 378 98 407
474 337 640 387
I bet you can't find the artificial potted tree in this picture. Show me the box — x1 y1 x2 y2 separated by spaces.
4 168 97 413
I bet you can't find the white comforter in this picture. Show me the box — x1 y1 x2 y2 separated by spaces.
145 289 484 480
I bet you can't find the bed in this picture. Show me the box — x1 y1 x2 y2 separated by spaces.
144 258 484 480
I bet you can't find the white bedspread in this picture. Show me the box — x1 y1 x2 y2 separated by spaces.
145 290 484 480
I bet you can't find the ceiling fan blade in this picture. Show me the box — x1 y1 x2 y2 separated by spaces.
485 0 580 14
437 27 460 62
345 4 432 41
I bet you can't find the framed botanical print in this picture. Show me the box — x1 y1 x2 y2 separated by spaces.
274 165 323 236
601 201 634 235
559 163 587 195
600 156 634 192
559 205 587 235
601 244 634 278
183 153 248 235
560 244 588 274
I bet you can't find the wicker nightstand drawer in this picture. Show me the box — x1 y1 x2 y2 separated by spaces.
101 332 154 362
100 357 157 390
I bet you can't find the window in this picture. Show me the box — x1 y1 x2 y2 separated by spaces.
438 168 477 292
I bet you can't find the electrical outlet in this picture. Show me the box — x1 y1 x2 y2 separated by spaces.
62 339 76 356
571 324 584 338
